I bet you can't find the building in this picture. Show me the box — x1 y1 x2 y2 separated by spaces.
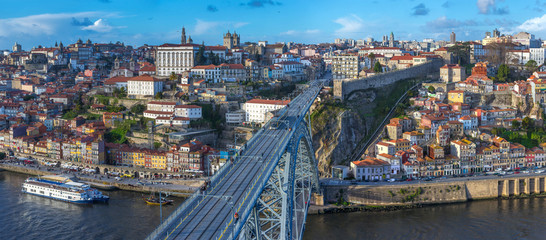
332 54 359 80
243 99 290 123
174 105 202 119
156 43 200 76
127 75 164 98
147 101 177 112
225 110 245 125
223 31 240 50
440 64 465 83
103 112 123 128
447 90 466 104
450 32 456 44
351 157 391 181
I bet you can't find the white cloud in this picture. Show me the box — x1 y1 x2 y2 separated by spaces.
334 14 364 36
193 19 248 35
0 12 106 37
280 29 319 36
477 0 495 14
82 19 121 32
516 14 546 32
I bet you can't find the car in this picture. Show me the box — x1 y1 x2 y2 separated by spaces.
406 178 413 181
387 179 396 182
536 170 545 174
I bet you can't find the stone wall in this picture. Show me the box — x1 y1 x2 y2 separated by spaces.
334 59 444 100
323 175 546 206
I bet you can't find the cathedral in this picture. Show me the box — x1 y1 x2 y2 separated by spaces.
180 27 193 44
223 31 240 50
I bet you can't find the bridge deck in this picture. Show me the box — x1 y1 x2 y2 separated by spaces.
151 80 324 240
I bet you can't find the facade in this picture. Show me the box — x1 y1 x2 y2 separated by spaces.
174 105 202 119
156 43 200 76
243 99 290 123
127 75 164 98
332 54 359 80
440 64 465 83
351 157 391 181
223 31 240 50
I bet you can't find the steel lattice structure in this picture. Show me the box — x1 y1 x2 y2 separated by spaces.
146 79 324 240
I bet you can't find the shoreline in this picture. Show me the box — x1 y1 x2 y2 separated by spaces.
308 193 546 215
0 163 195 197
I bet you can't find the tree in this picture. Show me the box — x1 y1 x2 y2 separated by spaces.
522 116 533 130
169 72 178 81
427 86 435 93
512 120 520 129
195 45 206 65
368 53 376 66
496 64 510 82
154 142 162 149
130 104 146 114
373 62 383 73
154 92 163 99
525 60 538 72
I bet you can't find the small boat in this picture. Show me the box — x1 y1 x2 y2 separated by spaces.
144 192 173 205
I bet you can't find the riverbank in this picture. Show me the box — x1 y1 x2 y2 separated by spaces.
314 175 546 215
0 163 195 197
309 192 546 215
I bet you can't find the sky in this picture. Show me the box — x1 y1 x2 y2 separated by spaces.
2 0 546 50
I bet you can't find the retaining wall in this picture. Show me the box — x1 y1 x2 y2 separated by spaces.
334 59 444 100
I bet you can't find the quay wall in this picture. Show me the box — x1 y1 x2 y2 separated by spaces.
334 59 444 101
322 175 546 206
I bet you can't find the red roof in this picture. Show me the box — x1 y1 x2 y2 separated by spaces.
104 76 129 85
128 74 163 82
246 99 290 105
148 101 177 105
140 65 156 72
175 105 201 109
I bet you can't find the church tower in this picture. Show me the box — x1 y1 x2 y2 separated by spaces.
188 35 193 44
223 31 233 49
389 32 394 47
181 27 187 44
114 57 120 70
233 31 240 47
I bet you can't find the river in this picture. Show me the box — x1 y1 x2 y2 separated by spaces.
4 170 546 240
0 171 182 240
304 198 546 240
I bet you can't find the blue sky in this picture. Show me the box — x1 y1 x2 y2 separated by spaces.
2 0 546 50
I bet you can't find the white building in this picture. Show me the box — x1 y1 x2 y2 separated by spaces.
530 47 546 65
143 110 173 119
127 75 164 98
156 43 200 76
350 157 391 181
156 116 190 126
225 110 245 125
147 101 177 112
272 53 300 64
190 63 246 83
174 105 202 119
243 99 290 123
274 61 304 75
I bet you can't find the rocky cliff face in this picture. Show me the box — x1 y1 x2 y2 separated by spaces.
312 110 366 177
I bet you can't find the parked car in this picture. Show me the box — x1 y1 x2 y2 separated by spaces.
387 179 396 182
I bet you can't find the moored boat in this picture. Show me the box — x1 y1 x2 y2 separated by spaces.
22 175 109 204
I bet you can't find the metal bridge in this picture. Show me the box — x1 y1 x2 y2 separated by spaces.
146 79 325 240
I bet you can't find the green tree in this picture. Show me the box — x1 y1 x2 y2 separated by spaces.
512 120 520 129
427 86 435 93
522 116 533 130
525 60 538 72
154 142 162 149
496 64 510 82
130 104 146 114
195 45 206 65
154 92 163 99
169 72 178 81
23 95 35 101
373 62 383 73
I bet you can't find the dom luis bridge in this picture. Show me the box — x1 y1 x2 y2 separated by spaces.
146 79 326 240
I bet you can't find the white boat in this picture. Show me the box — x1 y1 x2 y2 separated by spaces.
22 176 109 204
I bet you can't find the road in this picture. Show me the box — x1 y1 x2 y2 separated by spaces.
154 79 325 240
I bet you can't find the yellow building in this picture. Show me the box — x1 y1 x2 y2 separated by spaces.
448 90 466 103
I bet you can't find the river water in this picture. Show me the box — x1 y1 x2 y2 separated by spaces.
304 198 546 240
3 170 546 240
0 171 182 240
